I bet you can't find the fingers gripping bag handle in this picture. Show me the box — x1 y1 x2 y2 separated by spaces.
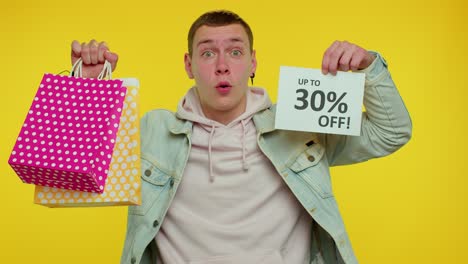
71 58 113 80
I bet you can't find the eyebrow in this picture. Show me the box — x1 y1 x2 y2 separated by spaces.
196 37 245 48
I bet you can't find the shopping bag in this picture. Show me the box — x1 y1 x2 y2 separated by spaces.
8 60 126 193
34 78 141 207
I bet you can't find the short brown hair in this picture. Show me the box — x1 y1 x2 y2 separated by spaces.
187 10 254 56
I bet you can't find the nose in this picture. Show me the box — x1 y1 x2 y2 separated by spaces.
215 55 230 75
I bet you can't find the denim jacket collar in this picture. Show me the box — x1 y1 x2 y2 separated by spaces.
252 106 276 134
170 113 193 135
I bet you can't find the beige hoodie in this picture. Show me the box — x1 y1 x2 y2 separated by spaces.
155 87 312 264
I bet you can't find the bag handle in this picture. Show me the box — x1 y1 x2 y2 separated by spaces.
70 58 113 80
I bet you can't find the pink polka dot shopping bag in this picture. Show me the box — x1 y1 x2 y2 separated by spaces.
8 59 141 207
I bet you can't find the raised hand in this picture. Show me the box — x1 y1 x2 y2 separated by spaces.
71 40 119 78
322 41 375 75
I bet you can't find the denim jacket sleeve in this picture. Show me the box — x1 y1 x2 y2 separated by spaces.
319 51 412 166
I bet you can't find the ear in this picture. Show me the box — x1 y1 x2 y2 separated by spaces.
184 53 194 79
250 50 257 76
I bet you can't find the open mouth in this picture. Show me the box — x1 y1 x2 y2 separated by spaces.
216 82 232 94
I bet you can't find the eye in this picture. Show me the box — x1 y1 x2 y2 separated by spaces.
202 50 215 58
231 49 242 57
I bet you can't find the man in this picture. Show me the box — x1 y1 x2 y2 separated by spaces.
71 10 411 264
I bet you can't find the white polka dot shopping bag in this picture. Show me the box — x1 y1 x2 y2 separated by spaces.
34 78 141 207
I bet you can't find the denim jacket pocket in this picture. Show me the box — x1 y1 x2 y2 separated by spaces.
129 157 171 216
289 143 333 198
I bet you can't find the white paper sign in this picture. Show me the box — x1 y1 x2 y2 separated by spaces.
275 66 365 136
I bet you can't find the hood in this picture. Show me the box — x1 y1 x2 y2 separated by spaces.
176 86 272 127
175 86 272 182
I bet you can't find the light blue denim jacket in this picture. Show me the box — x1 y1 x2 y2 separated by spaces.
121 53 412 264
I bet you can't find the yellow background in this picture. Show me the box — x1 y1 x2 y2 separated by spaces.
1 0 465 263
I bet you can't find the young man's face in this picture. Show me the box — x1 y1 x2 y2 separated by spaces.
184 24 256 124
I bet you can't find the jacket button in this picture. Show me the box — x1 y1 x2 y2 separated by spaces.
144 169 151 176
131 257 136 264
153 220 159 227
307 155 315 162
170 178 175 187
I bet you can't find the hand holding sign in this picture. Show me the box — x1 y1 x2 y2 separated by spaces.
275 41 374 136
322 40 375 75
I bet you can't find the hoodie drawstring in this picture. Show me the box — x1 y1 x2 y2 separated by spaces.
241 119 249 171
208 121 249 183
208 124 215 182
